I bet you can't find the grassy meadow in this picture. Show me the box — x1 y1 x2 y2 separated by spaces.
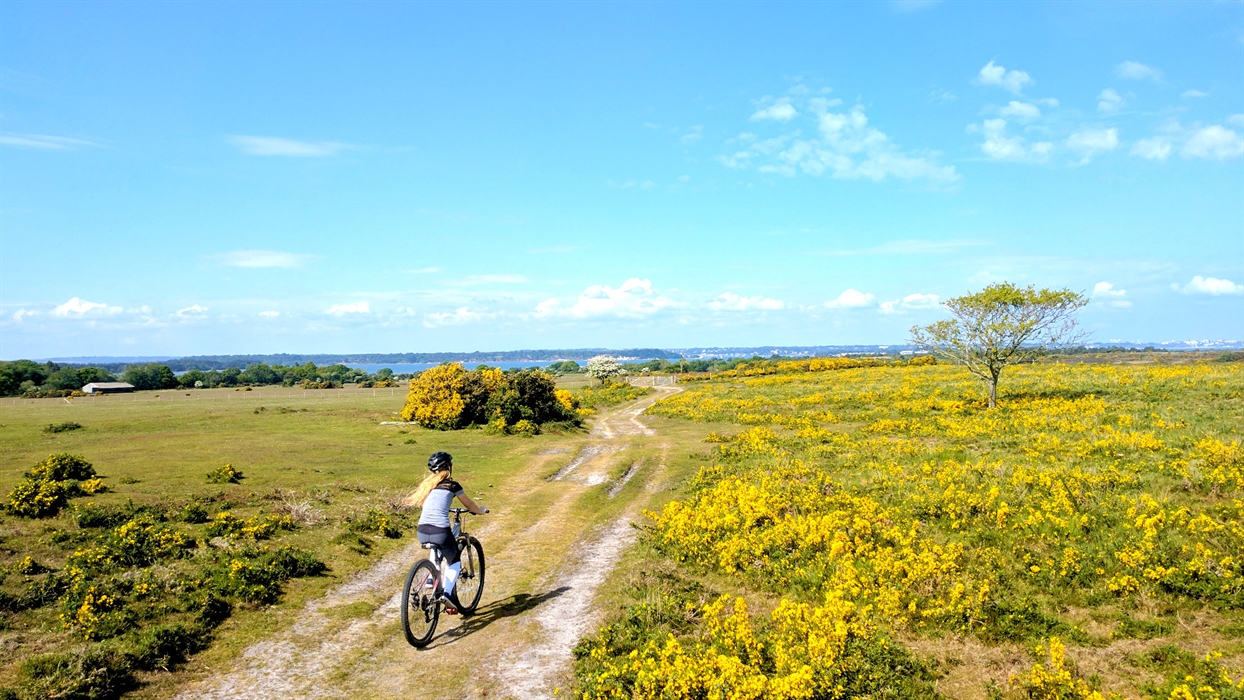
0 384 589 698
575 356 1244 700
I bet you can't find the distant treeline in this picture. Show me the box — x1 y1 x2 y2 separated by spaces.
0 360 401 397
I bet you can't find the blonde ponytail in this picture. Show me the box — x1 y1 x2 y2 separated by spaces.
406 470 450 508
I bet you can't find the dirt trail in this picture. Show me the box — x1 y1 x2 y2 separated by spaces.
175 386 679 700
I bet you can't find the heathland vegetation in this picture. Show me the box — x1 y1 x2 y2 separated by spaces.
399 362 650 435
0 368 659 698
573 356 1244 699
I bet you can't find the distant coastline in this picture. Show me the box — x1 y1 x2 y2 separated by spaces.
24 339 1244 371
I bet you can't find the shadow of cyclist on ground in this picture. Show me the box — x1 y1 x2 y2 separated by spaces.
422 586 571 649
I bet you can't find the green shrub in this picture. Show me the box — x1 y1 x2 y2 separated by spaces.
6 478 70 518
175 502 209 524
73 504 128 529
19 573 67 611
347 509 402 538
13 647 138 700
42 422 83 434
58 579 137 641
205 512 293 540
208 546 325 604
27 453 96 482
206 463 243 484
125 622 210 671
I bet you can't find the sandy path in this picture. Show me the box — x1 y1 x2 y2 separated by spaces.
175 386 679 700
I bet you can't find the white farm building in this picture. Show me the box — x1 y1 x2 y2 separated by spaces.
82 382 135 394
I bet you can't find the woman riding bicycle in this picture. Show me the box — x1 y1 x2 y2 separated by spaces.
406 452 488 614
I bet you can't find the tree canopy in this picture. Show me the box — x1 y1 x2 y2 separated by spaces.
909 283 1087 408
585 356 626 384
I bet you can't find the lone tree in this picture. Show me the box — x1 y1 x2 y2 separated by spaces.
910 283 1087 408
585 355 625 385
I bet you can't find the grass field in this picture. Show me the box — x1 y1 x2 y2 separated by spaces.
5 359 1243 699
575 357 1244 700
0 383 623 697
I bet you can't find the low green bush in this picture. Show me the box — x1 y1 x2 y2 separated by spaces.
6 478 69 518
346 509 402 538
42 422 84 434
5 453 101 518
205 463 243 484
12 647 138 700
27 453 96 482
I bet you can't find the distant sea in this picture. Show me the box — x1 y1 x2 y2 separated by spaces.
347 361 566 374
346 359 664 374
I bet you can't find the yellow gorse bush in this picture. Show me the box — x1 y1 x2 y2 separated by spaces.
1010 637 1122 699
581 360 1244 698
580 595 907 700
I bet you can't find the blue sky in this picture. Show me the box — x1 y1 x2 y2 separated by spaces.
1 1 1242 358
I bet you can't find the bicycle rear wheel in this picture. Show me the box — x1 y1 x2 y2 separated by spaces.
401 560 440 647
454 536 486 614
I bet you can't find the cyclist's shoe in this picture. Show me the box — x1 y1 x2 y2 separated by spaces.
441 591 463 615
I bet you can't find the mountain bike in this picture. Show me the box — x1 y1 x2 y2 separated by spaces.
401 507 486 648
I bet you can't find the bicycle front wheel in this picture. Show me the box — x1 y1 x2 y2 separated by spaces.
455 536 486 614
401 560 440 647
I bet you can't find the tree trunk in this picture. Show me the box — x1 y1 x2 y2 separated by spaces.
988 376 998 408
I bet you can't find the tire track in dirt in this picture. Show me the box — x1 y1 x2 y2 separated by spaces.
175 386 679 700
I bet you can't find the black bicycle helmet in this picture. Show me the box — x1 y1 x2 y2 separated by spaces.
427 451 453 472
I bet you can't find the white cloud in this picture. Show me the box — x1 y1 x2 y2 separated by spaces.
423 307 484 327
1229 114 1244 128
999 101 1041 120
971 119 1052 162
227 135 347 157
750 100 799 122
1092 282 1132 308
879 293 941 314
975 61 1033 95
824 289 875 309
51 297 122 317
1115 61 1161 82
325 302 370 315
1181 125 1244 160
1097 89 1124 113
535 278 677 319
210 249 314 268
680 125 704 144
732 102 956 184
1131 137 1172 161
11 309 37 322
1182 89 1209 99
706 292 785 311
0 133 100 150
1065 127 1119 164
176 304 209 316
259 311 280 318
1173 276 1244 295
